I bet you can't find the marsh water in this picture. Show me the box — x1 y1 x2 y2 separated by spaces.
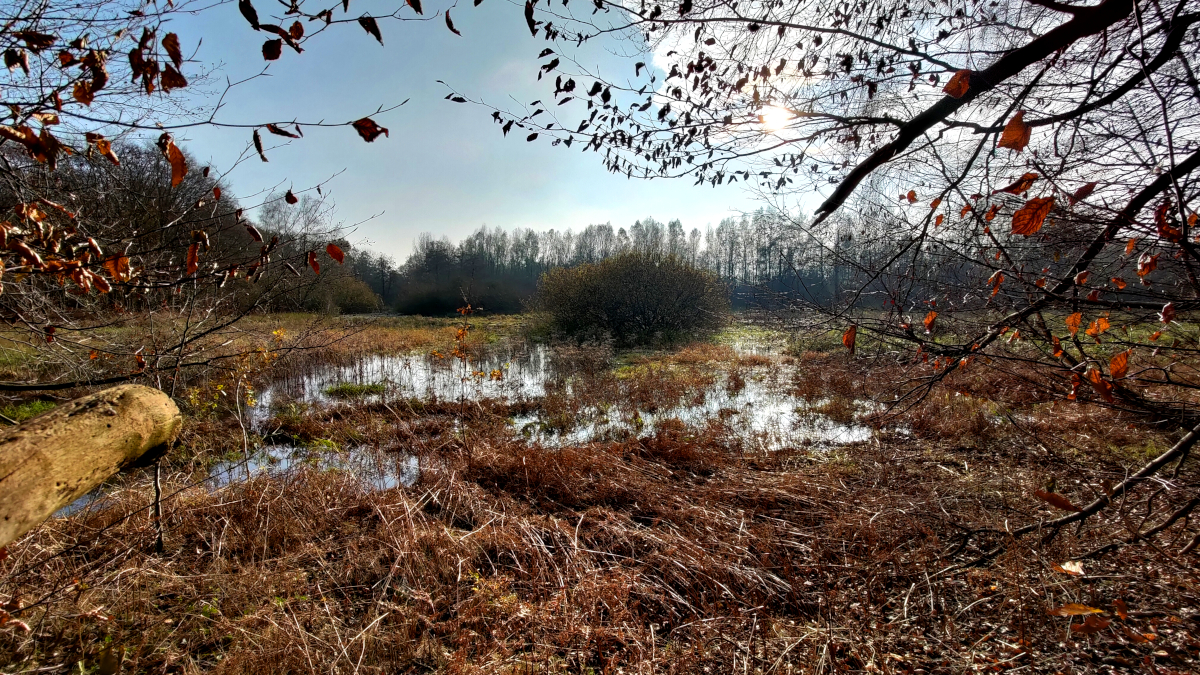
252 341 872 450
60 338 874 516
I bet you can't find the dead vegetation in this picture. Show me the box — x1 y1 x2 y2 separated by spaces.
1 325 1197 674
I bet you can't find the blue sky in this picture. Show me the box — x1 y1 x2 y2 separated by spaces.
160 0 759 260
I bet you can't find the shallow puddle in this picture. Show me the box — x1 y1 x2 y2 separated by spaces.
207 445 421 491
513 375 873 450
252 343 552 430
253 341 874 452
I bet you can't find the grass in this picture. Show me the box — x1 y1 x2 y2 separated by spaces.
323 381 386 398
0 312 1197 673
0 399 56 422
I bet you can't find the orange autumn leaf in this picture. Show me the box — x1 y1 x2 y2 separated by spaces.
842 324 857 354
1113 599 1129 621
1035 490 1082 513
102 255 130 281
923 310 937 333
1086 367 1115 402
994 172 1039 195
1137 253 1159 277
1065 312 1082 336
1068 372 1082 400
942 69 971 98
935 214 944 227
1125 237 1138 255
1149 330 1162 341
1052 336 1064 357
985 204 1001 221
1049 603 1103 616
1109 350 1131 379
1085 316 1110 338
1012 197 1054 236
307 250 320 274
1111 277 1126 289
326 243 345 264
186 243 199 275
998 111 1031 151
906 189 917 204
930 197 942 210
960 203 972 218
157 133 187 188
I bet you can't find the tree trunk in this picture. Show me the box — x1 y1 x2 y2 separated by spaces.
0 384 182 548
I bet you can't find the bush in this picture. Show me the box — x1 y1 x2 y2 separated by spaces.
536 252 728 346
300 276 382 315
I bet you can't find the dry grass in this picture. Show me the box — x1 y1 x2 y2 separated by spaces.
1 326 1197 673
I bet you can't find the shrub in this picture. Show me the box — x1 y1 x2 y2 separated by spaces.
536 252 728 346
300 276 382 315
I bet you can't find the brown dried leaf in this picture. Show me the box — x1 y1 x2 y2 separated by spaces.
160 64 187 92
1071 615 1110 634
1154 302 1175 326
998 111 1031 151
186 242 199 275
942 69 971 98
157 133 187 187
1113 599 1128 621
1065 312 1082 336
359 16 383 44
1069 181 1097 206
307 250 320 274
1036 490 1082 512
842 324 856 354
445 10 462 35
352 117 389 142
326 243 345 264
253 129 268 161
1110 350 1131 379
1086 367 1115 403
162 33 183 69
1011 197 1054 236
266 123 299 138
994 172 1039 195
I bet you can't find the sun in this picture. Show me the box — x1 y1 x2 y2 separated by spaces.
758 105 795 132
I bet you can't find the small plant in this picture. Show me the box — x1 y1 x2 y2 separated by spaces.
323 382 386 398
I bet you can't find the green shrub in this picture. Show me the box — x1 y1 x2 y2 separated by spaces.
536 252 728 346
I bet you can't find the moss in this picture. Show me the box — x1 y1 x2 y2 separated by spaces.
0 399 56 422
323 382 386 398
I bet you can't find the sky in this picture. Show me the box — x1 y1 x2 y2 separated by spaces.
159 0 761 261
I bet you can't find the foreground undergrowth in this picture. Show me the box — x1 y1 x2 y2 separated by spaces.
0 317 1196 674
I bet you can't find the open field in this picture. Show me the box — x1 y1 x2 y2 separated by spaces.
1 313 1197 673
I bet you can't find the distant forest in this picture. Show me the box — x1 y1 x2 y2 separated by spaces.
347 211 854 315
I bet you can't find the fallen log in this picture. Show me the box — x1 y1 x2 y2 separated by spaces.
0 384 181 548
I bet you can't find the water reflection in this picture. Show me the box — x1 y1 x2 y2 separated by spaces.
252 344 552 430
513 375 873 450
207 445 421 491
251 341 874 452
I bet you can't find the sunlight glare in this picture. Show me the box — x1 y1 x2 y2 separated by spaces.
758 105 795 132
